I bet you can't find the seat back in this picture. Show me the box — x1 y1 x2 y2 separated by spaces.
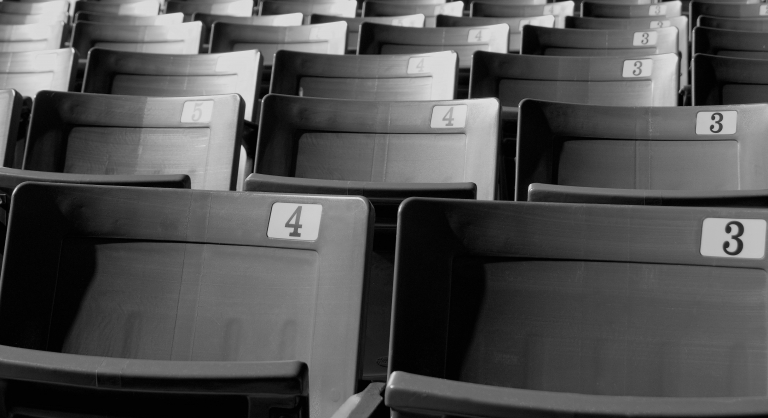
73 0 160 16
437 15 555 52
0 89 21 168
362 1 463 27
0 182 372 418
693 26 768 59
515 100 768 200
470 51 679 107
470 1 575 29
0 48 76 99
389 197 768 414
194 12 302 49
582 0 682 17
309 14 425 53
260 0 356 24
0 12 67 24
209 21 346 66
255 94 500 200
166 0 253 22
566 15 689 85
71 22 202 57
693 54 768 105
0 1 68 16
0 22 64 52
698 15 768 31
24 91 244 191
358 22 509 69
690 1 768 35
75 11 185 24
83 48 261 121
271 50 456 100
521 25 679 57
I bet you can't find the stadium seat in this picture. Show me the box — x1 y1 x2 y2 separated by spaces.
0 48 76 99
388 196 768 418
72 0 160 16
471 1 575 29
0 1 69 17
23 91 244 191
209 21 347 66
0 12 67 25
194 12 302 51
75 11 185 24
71 21 202 60
82 48 262 186
0 89 21 168
437 15 555 53
362 1 464 27
473 0 548 5
260 0 356 24
698 16 768 31
309 14 425 54
692 54 768 105
565 16 689 86
166 0 253 22
582 0 682 17
690 1 768 35
270 50 457 100
693 26 768 59
0 182 376 418
515 99 768 200
529 183 768 207
246 93 499 380
521 25 679 57
0 22 64 52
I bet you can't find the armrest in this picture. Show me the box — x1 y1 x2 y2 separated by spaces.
0 345 307 395
0 168 190 196
331 382 385 418
527 183 768 207
385 371 768 417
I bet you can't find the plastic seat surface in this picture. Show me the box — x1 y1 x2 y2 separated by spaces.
194 12 303 50
271 50 457 100
209 21 347 66
0 1 69 15
72 0 159 16
693 26 768 60
690 1 768 35
437 15 555 53
470 1 575 29
24 91 244 191
71 22 202 58
582 0 681 17
0 22 64 52
0 12 67 24
693 54 768 105
0 48 76 99
0 182 373 418
521 25 679 57
358 22 509 69
309 14 425 53
74 11 184 24
387 197 768 418
362 1 464 27
249 93 498 380
515 100 768 200
566 16 689 86
470 51 679 108
529 183 768 207
166 0 253 22
260 0 356 24
0 89 21 168
698 16 768 32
